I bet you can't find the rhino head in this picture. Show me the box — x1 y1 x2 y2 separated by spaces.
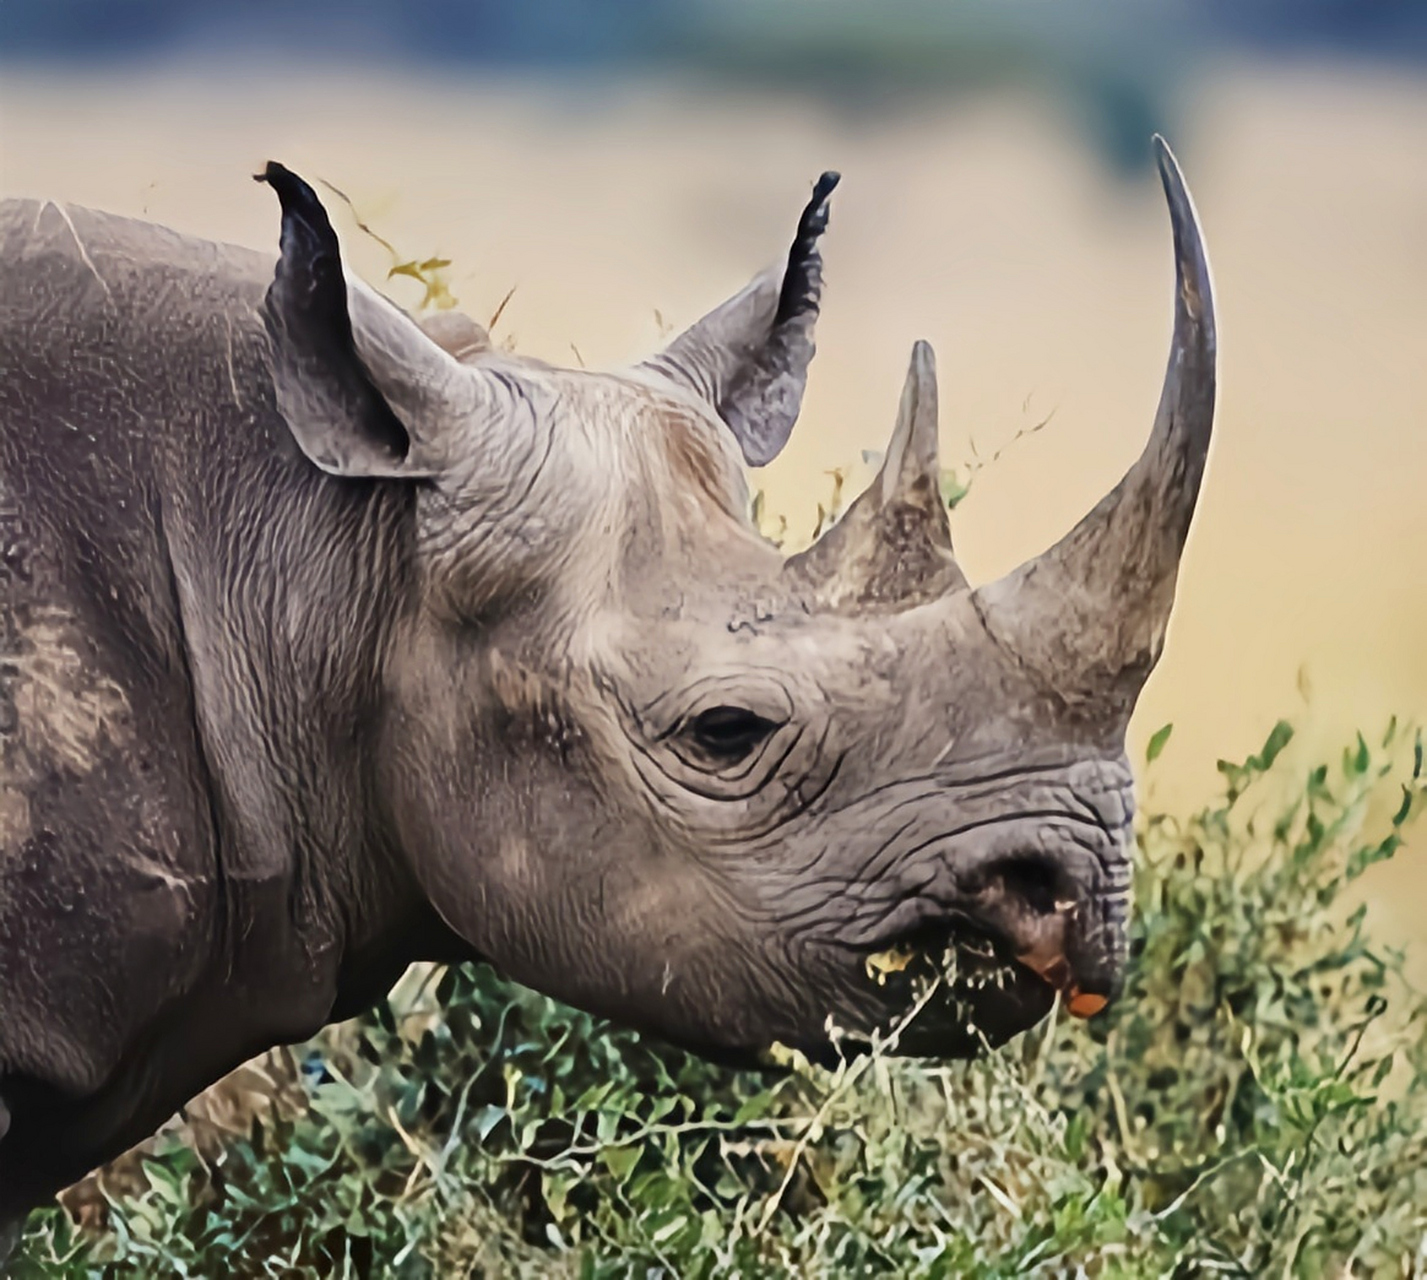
258 138 1214 1064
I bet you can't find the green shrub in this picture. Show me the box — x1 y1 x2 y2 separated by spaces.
14 714 1424 1278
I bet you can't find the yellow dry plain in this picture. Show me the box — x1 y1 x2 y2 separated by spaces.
2 59 1424 971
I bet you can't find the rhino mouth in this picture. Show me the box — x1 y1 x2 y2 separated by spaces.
845 919 1053 1058
847 878 1120 1060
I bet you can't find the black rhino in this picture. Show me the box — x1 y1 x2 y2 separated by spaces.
0 136 1214 1247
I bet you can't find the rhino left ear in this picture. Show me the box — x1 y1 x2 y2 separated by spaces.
643 172 839 467
256 162 473 480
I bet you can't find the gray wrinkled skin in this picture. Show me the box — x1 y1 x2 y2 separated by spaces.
0 140 1215 1238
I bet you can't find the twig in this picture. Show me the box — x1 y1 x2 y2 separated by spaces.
316 177 400 259
752 974 946 1236
488 285 518 334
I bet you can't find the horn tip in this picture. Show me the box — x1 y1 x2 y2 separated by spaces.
1151 135 1213 323
1151 135 1187 208
894 338 939 445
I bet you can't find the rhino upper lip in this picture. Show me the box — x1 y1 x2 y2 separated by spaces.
958 851 1122 1017
1000 906 1111 1018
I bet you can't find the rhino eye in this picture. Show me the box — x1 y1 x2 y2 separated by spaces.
688 706 777 761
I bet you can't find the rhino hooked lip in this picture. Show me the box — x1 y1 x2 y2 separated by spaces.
963 861 1125 1019
1006 902 1111 1019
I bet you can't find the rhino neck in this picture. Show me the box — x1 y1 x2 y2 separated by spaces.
161 412 459 1033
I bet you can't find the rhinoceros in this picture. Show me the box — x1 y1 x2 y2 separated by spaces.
0 135 1214 1246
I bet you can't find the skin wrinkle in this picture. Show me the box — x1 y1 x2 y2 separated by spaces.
819 756 1130 826
420 376 542 532
676 752 840 852
641 723 806 802
633 665 798 735
802 766 1133 884
630 704 821 816
768 764 1133 953
222 313 242 410
772 803 1117 935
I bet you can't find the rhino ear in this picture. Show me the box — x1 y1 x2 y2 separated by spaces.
643 172 839 467
256 162 470 480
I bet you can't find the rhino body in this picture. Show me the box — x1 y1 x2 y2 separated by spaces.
0 144 1215 1240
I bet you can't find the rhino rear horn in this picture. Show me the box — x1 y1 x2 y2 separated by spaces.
787 340 968 607
972 136 1217 721
257 161 477 480
644 172 839 467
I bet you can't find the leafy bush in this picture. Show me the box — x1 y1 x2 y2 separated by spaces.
12 714 1424 1278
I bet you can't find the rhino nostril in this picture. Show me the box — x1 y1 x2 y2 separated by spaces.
993 856 1062 917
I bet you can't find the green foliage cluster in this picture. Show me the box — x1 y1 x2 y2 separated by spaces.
13 716 1425 1278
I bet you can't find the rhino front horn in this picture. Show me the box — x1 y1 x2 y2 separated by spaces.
972 135 1217 724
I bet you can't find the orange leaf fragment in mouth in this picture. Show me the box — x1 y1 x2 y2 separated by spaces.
1067 991 1108 1019
1015 947 1111 1019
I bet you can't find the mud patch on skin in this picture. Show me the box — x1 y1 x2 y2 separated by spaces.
0 606 133 846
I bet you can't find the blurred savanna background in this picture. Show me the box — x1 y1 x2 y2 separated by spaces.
3 3 1427 1274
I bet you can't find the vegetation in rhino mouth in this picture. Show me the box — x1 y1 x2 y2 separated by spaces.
863 924 1021 1000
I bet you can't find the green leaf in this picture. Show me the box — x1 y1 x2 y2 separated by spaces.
600 1144 642 1185
733 1091 777 1125
939 467 971 510
1254 720 1295 771
473 1104 506 1142
1345 731 1370 777
543 1170 575 1222
1146 723 1174 764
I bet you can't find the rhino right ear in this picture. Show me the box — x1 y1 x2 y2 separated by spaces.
642 172 839 468
256 162 472 480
